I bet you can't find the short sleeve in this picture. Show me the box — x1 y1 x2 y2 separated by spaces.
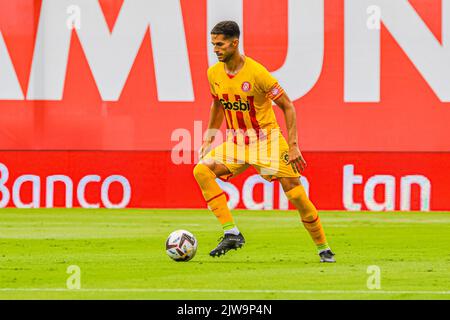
256 66 285 101
207 67 218 99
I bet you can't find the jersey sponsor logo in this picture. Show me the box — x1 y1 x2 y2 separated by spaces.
241 81 251 92
219 98 251 111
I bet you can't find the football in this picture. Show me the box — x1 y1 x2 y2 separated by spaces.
165 230 198 261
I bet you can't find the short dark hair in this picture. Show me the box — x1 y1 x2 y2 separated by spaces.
211 21 240 39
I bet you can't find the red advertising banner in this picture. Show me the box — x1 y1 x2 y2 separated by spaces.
0 151 447 211
0 0 449 152
0 2 449 210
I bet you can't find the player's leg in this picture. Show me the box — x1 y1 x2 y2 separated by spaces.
252 129 335 262
279 177 335 262
193 160 239 234
193 142 247 257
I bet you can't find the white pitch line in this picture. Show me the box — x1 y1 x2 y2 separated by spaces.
0 288 449 295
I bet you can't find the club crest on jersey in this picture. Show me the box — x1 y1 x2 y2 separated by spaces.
241 81 251 92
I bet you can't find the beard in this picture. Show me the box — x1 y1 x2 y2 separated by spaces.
219 54 231 63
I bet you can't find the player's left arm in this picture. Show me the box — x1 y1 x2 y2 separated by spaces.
273 93 307 173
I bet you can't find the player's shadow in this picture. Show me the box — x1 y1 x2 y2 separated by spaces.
190 259 292 264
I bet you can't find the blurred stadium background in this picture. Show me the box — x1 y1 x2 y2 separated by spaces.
0 0 448 211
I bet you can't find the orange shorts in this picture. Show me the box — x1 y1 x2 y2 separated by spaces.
201 129 300 181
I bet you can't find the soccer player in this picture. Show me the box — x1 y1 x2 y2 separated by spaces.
193 21 335 263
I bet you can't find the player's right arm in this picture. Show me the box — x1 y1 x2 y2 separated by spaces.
199 98 223 159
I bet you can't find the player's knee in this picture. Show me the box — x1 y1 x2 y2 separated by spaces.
280 177 301 193
193 163 215 183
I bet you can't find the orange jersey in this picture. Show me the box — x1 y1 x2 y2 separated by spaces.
207 56 284 135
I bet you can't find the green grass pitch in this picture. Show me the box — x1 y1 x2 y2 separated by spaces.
0 209 449 300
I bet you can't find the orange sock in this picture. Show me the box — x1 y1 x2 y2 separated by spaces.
193 164 236 231
285 185 329 252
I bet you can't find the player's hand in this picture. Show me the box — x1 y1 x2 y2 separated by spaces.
287 146 307 173
199 140 212 159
